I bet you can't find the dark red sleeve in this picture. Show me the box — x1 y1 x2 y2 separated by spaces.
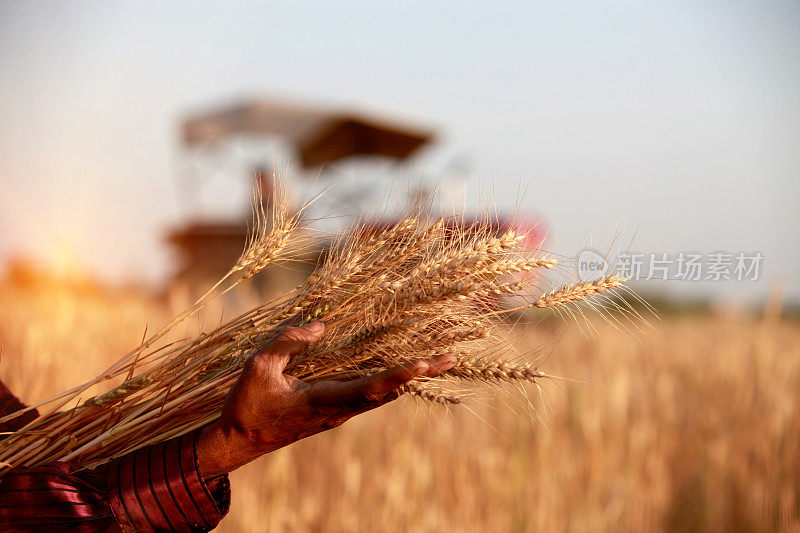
0 432 230 532
107 432 231 532
0 381 230 532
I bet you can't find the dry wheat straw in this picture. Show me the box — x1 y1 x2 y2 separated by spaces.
0 185 630 474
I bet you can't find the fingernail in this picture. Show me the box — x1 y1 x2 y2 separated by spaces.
411 362 428 376
305 321 325 333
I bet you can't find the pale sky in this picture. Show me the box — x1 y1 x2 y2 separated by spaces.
1 0 798 304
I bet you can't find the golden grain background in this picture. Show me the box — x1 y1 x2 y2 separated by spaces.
1 283 798 532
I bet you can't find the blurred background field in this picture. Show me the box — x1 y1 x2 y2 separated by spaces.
1 277 798 532
2 1 799 531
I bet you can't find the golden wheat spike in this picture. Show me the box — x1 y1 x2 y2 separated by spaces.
0 186 635 474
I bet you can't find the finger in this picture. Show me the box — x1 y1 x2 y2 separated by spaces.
368 353 457 392
306 366 413 410
417 353 457 378
254 322 325 375
258 322 325 359
307 353 457 409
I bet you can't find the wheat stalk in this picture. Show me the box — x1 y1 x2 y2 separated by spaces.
0 187 632 474
531 275 626 308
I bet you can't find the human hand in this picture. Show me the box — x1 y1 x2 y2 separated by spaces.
197 322 455 477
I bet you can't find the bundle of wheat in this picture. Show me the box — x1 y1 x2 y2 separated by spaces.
0 184 632 473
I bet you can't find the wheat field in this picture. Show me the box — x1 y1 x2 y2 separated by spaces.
1 282 798 532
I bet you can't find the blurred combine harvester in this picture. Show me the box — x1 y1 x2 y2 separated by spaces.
166 97 544 306
181 99 433 168
166 98 436 300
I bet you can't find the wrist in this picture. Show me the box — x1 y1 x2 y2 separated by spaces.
197 422 249 477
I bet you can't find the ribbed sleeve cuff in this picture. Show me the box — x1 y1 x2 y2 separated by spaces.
107 431 231 532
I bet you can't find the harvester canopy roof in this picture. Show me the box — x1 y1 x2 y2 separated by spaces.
181 100 433 168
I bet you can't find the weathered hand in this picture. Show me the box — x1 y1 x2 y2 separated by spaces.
197 322 455 477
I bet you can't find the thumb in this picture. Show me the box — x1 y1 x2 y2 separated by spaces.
254 322 325 375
